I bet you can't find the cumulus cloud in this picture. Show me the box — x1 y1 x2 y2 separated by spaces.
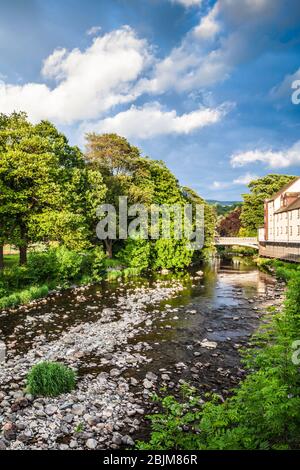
137 0 287 95
82 102 226 139
230 141 300 168
0 26 152 124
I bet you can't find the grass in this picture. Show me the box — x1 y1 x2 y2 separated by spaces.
0 285 49 309
3 254 19 268
0 248 143 311
26 361 76 397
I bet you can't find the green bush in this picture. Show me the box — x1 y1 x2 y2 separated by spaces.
90 246 106 281
151 239 193 270
27 362 76 397
117 238 150 272
27 250 58 283
55 246 84 283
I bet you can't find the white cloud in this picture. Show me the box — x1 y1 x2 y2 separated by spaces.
137 0 283 95
83 102 226 139
211 181 230 190
270 67 300 102
0 26 152 124
212 172 258 190
231 141 300 168
233 172 258 185
194 4 220 40
86 25 102 36
171 0 202 7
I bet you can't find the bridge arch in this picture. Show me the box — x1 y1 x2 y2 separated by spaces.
215 237 259 249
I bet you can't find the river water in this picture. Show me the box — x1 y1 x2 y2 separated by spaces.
0 257 283 449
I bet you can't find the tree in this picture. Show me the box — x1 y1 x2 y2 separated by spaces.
0 114 107 265
85 133 143 257
240 174 296 236
182 186 217 259
218 206 242 237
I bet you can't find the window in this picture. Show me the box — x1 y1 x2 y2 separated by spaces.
298 226 300 236
281 226 283 235
277 227 279 236
290 211 293 220
286 226 288 235
290 226 293 236
298 209 300 219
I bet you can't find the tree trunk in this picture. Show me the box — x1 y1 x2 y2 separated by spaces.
104 239 113 259
19 245 28 266
0 245 4 271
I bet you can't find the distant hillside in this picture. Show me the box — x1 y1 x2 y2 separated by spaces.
207 200 241 206
207 200 242 217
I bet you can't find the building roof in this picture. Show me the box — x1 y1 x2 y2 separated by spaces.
266 177 300 202
274 196 300 214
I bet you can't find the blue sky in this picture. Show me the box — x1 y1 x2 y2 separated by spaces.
1 0 300 200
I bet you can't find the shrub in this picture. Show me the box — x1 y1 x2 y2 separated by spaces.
55 246 84 284
90 246 107 281
117 238 150 272
151 239 193 270
27 362 76 397
27 250 58 283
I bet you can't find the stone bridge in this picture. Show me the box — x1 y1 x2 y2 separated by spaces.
215 237 259 249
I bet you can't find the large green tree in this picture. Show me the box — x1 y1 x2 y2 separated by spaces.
240 174 296 236
85 133 146 257
182 186 217 259
0 113 106 265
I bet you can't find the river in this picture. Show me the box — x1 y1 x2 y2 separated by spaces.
0 257 284 450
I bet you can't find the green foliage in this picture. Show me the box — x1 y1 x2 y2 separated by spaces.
27 362 76 397
55 246 85 284
0 245 109 309
0 285 49 309
27 250 59 283
240 174 296 236
139 270 300 450
89 246 107 281
210 201 242 217
0 113 107 263
151 239 193 270
182 187 217 260
117 238 150 272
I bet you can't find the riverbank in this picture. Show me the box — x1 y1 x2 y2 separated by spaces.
0 260 283 449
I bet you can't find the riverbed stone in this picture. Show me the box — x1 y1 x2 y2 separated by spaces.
86 438 97 449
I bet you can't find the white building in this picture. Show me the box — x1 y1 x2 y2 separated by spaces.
258 177 300 261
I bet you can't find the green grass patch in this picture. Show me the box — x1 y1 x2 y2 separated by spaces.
26 361 76 397
0 284 49 309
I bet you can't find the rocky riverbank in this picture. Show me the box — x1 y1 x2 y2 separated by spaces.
0 266 285 450
0 281 185 449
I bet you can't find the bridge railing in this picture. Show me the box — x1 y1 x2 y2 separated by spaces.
215 237 258 246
